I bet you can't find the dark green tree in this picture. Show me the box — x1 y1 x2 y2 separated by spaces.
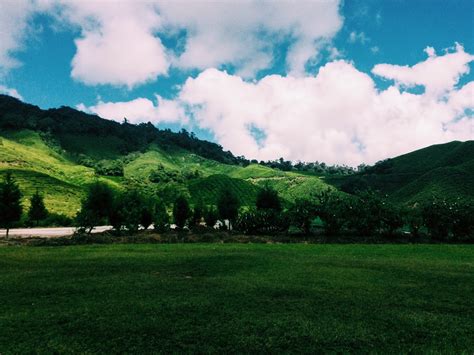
204 205 218 228
173 196 191 229
0 173 22 238
76 182 114 234
289 198 317 235
28 190 48 226
192 199 205 227
256 185 281 211
154 200 169 233
217 189 240 229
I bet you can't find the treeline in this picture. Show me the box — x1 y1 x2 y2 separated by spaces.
252 158 357 175
0 95 240 165
1 173 473 241
0 173 73 237
0 94 378 176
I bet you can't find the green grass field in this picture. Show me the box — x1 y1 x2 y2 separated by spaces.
0 244 472 353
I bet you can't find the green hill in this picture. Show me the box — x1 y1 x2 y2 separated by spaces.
0 95 336 215
328 141 474 205
0 94 472 216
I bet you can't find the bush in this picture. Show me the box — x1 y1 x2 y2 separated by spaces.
288 198 317 235
235 208 289 235
316 190 349 235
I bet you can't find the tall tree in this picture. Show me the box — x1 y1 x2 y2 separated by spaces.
76 182 114 234
28 190 48 226
0 173 22 238
217 189 240 230
173 196 191 229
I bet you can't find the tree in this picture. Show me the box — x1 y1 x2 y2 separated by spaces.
76 182 114 234
0 173 22 238
204 205 218 228
154 200 169 233
256 185 281 211
217 189 240 230
191 199 205 227
288 198 317 235
173 196 191 229
28 190 48 226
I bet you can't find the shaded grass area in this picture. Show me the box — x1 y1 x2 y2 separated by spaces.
0 244 473 353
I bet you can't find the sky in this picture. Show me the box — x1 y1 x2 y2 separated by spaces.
0 0 473 166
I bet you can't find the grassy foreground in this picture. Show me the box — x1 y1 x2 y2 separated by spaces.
0 244 473 353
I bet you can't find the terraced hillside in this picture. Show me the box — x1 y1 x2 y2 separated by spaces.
1 94 472 216
0 129 333 216
328 141 474 205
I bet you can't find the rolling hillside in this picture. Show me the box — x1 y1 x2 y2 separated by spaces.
0 94 472 216
328 141 474 205
0 94 336 215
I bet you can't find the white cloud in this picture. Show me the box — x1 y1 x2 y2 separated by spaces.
175 46 473 166
79 95 187 125
0 0 35 74
157 0 343 77
0 85 23 100
0 0 343 84
372 43 474 97
48 1 169 88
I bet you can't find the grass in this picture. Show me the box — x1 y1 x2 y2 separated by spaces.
0 244 472 353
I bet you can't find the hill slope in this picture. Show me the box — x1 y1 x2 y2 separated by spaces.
328 141 474 205
0 106 334 215
1 94 472 215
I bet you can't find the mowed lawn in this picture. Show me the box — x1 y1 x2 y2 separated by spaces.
0 244 473 353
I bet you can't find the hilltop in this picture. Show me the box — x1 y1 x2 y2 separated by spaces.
0 95 333 215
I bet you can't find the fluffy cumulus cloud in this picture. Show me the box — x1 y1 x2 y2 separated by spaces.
0 0 342 86
43 0 169 88
176 45 473 165
79 95 186 125
0 0 34 74
372 43 474 97
157 0 342 77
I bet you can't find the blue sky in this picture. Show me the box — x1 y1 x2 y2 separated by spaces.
0 0 473 165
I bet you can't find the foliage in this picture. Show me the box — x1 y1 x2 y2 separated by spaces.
173 196 191 229
316 190 349 235
288 198 318 234
76 182 114 233
0 172 22 236
28 190 49 226
217 189 240 226
235 208 290 235
153 200 169 233
203 205 218 228
256 185 282 211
